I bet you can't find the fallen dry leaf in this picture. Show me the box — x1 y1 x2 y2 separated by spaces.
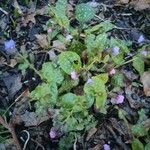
131 0 150 10
0 56 7 65
21 0 36 26
22 13 36 26
9 59 17 67
141 71 150 96
86 127 97 141
35 34 49 48
52 40 66 50
119 0 129 4
143 119 150 130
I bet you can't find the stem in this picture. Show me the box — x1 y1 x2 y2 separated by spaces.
63 110 73 124
86 57 99 71
114 57 136 69
18 53 45 81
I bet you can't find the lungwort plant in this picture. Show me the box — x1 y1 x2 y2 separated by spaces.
27 0 149 149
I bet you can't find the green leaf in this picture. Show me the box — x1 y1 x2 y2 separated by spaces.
68 40 86 55
59 78 79 94
58 51 81 74
131 124 147 137
64 117 78 131
30 83 51 100
76 123 84 130
85 34 95 55
84 74 108 113
95 33 108 51
61 93 77 107
30 82 58 112
40 62 64 84
75 3 95 23
145 142 150 150
111 73 124 87
133 56 144 75
97 73 108 84
51 0 69 28
132 139 144 150
138 109 147 123
102 55 110 63
112 52 124 65
110 38 130 53
85 33 108 58
18 63 29 71
85 20 114 34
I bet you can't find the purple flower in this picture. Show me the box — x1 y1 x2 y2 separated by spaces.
141 50 148 56
103 144 111 150
86 78 93 84
138 35 145 43
70 71 78 80
111 95 124 104
112 46 120 56
49 128 57 139
4 39 16 54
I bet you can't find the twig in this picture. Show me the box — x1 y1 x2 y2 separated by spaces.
0 7 8 15
31 138 45 150
0 116 9 129
18 53 45 81
3 89 29 116
0 116 22 150
9 124 22 150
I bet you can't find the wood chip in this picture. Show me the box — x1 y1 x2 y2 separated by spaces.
141 71 150 96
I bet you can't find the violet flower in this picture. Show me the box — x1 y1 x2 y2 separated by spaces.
141 50 148 57
4 39 16 54
86 78 93 84
103 144 111 150
112 46 120 56
111 95 124 104
138 35 145 43
70 71 78 80
49 128 57 139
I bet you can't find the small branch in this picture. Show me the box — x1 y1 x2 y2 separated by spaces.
31 138 45 150
0 7 8 15
18 53 45 81
9 124 22 150
0 116 22 150
0 116 9 129
114 57 136 69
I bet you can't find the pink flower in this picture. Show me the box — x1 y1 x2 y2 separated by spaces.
70 71 78 80
47 28 52 33
109 68 116 75
111 95 124 104
49 128 57 139
103 144 111 150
